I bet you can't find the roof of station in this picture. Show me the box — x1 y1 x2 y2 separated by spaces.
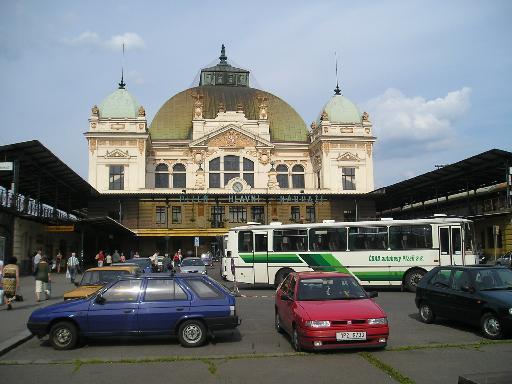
0 140 97 214
371 149 512 210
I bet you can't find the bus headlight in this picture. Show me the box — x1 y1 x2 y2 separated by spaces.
305 320 331 328
367 318 388 325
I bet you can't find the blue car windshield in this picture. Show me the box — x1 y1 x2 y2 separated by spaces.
297 277 367 301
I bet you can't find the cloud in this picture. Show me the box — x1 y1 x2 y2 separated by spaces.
364 87 471 158
62 31 145 51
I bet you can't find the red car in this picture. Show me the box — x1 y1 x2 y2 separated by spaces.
275 272 389 351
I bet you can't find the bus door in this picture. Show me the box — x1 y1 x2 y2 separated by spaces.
439 226 464 266
252 230 269 284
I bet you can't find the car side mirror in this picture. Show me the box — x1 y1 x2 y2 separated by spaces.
367 291 378 298
281 293 292 301
95 294 106 304
461 285 475 293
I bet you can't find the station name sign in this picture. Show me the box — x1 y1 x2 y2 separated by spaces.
0 162 13 171
178 194 327 203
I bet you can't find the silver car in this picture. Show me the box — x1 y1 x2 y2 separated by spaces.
179 257 207 274
496 251 512 267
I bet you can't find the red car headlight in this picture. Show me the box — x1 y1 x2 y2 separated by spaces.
367 318 387 325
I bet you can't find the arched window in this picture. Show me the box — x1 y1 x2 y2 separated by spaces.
209 158 221 188
155 163 169 188
208 156 255 188
172 163 186 188
292 164 305 189
276 164 289 188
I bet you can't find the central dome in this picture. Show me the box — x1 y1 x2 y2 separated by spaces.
150 86 308 142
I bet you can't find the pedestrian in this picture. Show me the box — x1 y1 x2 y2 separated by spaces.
112 249 120 263
2 257 20 310
133 251 140 258
95 250 105 267
106 253 112 266
33 249 42 273
56 250 62 273
120 252 126 263
35 256 51 302
150 251 158 272
67 252 79 284
0 258 3 306
173 251 180 268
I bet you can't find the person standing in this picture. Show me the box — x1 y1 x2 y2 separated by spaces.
55 251 63 273
67 252 79 284
106 253 112 266
112 249 120 264
133 251 140 258
35 256 51 302
120 252 126 263
95 250 105 267
33 249 42 273
3 257 20 310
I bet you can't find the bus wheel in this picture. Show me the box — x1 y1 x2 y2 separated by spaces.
404 269 426 292
274 268 293 288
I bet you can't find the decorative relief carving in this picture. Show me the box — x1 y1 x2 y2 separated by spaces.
192 93 204 119
111 123 125 130
258 149 271 165
362 111 369 121
98 140 107 146
138 106 146 117
365 127 371 134
310 121 317 130
127 140 137 146
106 149 130 158
236 103 244 113
139 123 145 130
110 140 126 146
321 142 330 153
138 140 145 154
337 152 360 162
257 96 268 120
89 139 97 154
194 166 206 189
91 105 99 116
90 122 97 129
218 102 226 114
208 129 256 148
366 143 372 157
320 110 329 121
340 127 354 134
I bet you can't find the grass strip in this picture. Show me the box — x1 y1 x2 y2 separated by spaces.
359 352 414 384
386 339 512 352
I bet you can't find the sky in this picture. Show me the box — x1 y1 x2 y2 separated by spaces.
0 0 511 188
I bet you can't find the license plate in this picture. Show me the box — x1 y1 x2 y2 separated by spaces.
336 331 367 341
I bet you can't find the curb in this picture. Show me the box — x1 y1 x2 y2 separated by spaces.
0 330 33 357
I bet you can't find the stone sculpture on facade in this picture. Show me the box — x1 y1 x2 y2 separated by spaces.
192 94 204 119
91 105 99 116
257 96 268 120
138 106 146 117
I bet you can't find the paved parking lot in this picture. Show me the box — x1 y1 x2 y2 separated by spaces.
1 265 511 383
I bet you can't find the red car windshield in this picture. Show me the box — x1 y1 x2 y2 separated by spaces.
297 277 367 300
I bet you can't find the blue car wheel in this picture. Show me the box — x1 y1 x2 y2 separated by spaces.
49 321 78 350
178 320 207 347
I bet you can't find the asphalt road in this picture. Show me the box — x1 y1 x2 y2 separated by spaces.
1 264 511 383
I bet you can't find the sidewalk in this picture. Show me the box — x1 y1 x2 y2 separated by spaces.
0 271 79 355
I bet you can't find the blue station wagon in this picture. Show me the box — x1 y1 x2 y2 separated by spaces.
27 273 239 350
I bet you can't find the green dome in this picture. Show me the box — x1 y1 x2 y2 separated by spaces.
319 94 361 124
99 88 140 118
150 86 308 142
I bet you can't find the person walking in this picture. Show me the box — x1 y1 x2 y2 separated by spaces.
55 250 63 273
2 257 19 310
35 256 51 302
67 252 79 284
33 249 42 273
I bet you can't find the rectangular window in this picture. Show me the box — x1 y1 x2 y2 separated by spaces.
277 174 289 189
389 225 432 250
155 206 167 225
171 206 182 224
342 167 356 190
309 228 347 251
144 279 188 301
251 206 264 223
186 279 223 299
238 230 253 252
109 165 124 190
273 229 307 252
306 206 316 223
211 206 225 227
209 173 220 188
291 206 300 222
173 173 186 188
224 155 240 171
229 206 247 223
348 226 388 250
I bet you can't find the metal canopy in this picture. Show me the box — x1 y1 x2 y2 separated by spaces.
80 216 136 236
371 149 512 211
0 140 97 213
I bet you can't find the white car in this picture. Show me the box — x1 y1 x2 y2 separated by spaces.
180 257 207 274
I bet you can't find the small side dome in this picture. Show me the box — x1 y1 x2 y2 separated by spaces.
318 94 361 124
99 88 140 118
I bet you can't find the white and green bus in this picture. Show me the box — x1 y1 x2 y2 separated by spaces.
221 216 476 291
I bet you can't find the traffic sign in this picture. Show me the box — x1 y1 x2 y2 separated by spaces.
194 236 200 247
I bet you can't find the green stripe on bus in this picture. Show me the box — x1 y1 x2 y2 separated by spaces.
239 253 302 263
298 253 351 274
